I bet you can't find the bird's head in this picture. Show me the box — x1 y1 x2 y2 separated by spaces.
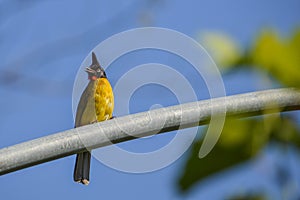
85 52 107 81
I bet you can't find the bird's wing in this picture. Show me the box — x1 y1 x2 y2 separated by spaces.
75 81 96 127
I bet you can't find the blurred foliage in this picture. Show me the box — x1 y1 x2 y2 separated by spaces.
226 193 267 200
199 32 242 70
178 28 300 195
251 29 300 87
200 28 300 87
178 115 300 192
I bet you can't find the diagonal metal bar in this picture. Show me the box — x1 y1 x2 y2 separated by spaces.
0 88 300 175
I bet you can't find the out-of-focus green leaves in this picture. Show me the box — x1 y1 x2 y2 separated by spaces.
251 29 300 88
226 193 267 200
180 29 300 195
178 115 300 192
198 31 242 70
269 115 300 147
199 29 300 87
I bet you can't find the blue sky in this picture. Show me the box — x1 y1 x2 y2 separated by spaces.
0 0 300 199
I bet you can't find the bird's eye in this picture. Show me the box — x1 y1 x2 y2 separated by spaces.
97 69 101 72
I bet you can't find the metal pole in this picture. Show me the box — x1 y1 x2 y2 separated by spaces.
0 88 300 175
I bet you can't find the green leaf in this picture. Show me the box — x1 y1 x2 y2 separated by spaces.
177 115 300 192
198 31 242 70
178 118 267 192
250 29 300 87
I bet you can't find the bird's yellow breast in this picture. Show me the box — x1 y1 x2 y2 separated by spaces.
94 78 114 121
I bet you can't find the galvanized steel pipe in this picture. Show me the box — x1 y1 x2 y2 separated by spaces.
0 88 300 175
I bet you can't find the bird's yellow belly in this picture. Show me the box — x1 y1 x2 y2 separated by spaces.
94 78 114 121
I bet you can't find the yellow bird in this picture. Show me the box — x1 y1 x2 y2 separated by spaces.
73 52 114 185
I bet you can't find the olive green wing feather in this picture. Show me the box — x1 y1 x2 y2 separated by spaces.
75 81 97 127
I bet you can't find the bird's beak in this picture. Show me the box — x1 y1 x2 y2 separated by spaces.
85 67 95 74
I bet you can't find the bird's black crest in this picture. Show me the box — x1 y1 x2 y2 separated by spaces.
92 52 100 67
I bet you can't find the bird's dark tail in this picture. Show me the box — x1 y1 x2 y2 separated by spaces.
73 151 91 185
